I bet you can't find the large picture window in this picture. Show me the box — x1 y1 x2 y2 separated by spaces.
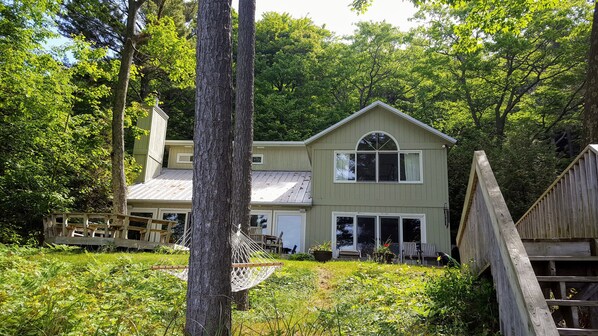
332 213 425 257
334 132 422 183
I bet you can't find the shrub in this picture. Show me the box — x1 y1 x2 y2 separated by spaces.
288 252 315 261
424 267 499 335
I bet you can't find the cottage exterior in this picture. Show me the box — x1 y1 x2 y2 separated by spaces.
128 101 456 257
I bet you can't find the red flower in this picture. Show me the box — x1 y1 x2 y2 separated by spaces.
384 243 390 248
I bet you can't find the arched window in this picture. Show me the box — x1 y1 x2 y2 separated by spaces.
334 131 422 183
356 132 398 182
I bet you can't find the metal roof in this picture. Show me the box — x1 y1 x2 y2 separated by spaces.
128 169 312 206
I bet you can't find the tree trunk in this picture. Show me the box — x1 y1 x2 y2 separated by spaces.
584 1 598 145
230 0 256 311
111 0 145 214
185 0 234 334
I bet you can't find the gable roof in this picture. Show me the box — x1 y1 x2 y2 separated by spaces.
304 101 457 145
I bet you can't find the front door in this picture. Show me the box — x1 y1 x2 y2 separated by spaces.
274 211 305 253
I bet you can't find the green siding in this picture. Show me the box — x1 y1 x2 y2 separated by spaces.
167 145 310 171
133 106 168 182
305 105 452 253
168 146 193 169
252 146 310 171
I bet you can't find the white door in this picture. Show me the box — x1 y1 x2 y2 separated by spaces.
274 211 305 253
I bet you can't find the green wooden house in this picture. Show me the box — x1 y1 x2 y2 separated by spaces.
128 101 456 258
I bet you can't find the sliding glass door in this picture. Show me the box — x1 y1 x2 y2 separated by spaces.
333 213 424 257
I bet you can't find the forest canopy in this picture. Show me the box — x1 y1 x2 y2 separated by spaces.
0 0 591 243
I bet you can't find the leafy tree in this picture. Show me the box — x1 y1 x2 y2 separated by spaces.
0 0 122 243
186 0 234 334
254 13 335 140
330 22 410 110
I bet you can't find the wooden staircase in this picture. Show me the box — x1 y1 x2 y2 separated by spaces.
524 239 598 335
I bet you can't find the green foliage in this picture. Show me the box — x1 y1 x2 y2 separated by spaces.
0 247 187 335
309 241 332 252
287 252 315 261
153 245 189 255
425 267 499 335
317 264 435 335
0 249 500 335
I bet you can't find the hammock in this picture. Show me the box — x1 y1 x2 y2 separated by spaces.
152 228 283 292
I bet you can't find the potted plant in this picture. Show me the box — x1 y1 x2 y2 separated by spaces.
310 241 333 262
373 241 395 264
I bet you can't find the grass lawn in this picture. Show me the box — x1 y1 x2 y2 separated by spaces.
0 245 498 335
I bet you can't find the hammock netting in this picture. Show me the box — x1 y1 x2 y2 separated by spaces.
153 229 282 292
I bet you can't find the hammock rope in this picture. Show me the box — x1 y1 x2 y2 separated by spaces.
153 228 282 292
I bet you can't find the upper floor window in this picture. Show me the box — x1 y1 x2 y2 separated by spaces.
252 154 264 165
176 153 193 164
334 132 422 183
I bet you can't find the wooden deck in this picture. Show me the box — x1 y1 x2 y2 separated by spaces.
43 213 178 250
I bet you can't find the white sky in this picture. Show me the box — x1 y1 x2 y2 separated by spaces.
233 0 418 36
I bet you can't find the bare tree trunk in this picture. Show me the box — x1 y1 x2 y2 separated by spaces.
185 0 234 334
111 0 146 214
230 0 256 311
584 1 598 145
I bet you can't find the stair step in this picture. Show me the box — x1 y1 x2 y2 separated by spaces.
557 328 598 335
536 276 598 283
529 256 598 262
546 299 598 307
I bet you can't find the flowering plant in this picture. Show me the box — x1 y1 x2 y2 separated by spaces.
375 240 394 255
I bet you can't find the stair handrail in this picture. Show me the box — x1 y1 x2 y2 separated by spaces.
457 151 557 336
516 144 598 239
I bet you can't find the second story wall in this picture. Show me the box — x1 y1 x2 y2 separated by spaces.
306 105 452 208
165 141 310 171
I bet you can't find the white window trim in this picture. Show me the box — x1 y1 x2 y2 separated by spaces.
129 207 158 218
249 210 272 235
273 210 306 253
159 208 192 243
333 149 424 184
354 130 400 151
333 151 356 183
176 153 193 164
399 150 424 184
252 154 264 165
331 212 426 257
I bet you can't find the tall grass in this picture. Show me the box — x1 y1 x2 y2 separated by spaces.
0 246 499 335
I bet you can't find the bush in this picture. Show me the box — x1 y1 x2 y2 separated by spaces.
424 267 499 335
288 252 315 261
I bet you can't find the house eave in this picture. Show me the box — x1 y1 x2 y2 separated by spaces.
304 101 457 145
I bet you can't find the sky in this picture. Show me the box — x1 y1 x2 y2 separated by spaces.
232 0 418 36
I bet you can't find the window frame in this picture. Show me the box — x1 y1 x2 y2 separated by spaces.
398 150 423 184
159 208 192 245
249 210 272 235
176 153 193 164
331 212 426 257
251 154 264 165
332 131 423 184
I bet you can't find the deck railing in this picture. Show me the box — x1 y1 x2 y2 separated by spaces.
43 213 177 249
457 151 557 335
516 145 598 239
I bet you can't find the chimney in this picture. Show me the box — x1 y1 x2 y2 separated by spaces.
132 104 169 183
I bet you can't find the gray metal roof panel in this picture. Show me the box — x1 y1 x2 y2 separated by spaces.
128 169 312 205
